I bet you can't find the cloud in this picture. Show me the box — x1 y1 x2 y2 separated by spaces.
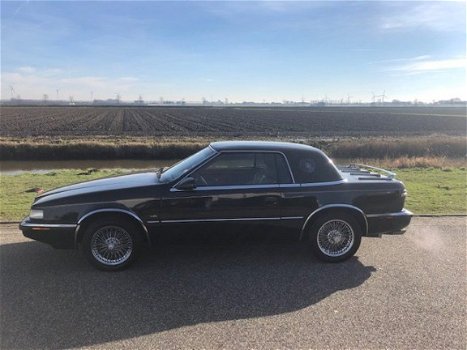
18 66 36 74
379 55 432 63
389 57 466 74
1 67 141 100
381 2 465 32
197 1 332 21
118 77 139 82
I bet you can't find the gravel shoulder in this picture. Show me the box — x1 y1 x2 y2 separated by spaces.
1 217 466 349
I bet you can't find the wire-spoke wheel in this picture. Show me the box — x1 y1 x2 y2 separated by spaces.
91 226 133 266
82 217 142 270
317 220 354 257
309 213 361 262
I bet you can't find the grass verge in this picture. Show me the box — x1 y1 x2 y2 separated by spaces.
396 168 467 214
0 169 125 222
1 167 465 221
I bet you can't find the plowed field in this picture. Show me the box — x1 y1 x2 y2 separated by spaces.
1 106 465 137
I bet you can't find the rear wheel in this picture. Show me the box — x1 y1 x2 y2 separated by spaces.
82 218 142 271
309 213 362 262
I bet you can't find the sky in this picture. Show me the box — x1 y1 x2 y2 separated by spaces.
1 0 466 103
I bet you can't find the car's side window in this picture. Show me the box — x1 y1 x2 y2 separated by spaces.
191 152 292 187
203 153 255 170
288 151 341 183
275 153 293 184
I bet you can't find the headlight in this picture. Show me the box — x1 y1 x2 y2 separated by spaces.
30 209 44 219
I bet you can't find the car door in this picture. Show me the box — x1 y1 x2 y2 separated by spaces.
158 152 293 229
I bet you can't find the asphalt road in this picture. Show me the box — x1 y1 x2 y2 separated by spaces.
1 217 465 349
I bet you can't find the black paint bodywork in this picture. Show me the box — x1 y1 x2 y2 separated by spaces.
20 141 412 249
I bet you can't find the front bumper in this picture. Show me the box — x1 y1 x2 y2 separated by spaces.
366 209 413 237
20 217 77 249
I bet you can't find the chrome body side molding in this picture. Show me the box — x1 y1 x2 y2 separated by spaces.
366 209 413 218
171 184 281 192
20 222 77 228
157 216 304 224
170 179 347 192
299 179 348 187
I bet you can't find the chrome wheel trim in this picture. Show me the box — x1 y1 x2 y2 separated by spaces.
90 225 133 266
317 219 354 257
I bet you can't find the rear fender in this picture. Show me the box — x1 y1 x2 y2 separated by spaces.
300 204 368 240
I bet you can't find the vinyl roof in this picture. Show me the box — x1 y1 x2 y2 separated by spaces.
210 140 320 153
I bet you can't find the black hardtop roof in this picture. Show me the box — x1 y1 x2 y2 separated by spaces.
210 140 321 153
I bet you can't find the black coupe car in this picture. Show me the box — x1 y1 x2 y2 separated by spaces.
20 141 412 270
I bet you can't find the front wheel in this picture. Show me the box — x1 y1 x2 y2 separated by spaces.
309 213 362 262
82 218 142 271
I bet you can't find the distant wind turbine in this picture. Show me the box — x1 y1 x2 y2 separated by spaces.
380 90 386 103
9 85 15 100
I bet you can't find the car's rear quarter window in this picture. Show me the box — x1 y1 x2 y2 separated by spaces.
287 151 342 183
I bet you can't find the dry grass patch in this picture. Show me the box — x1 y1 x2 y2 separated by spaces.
1 135 465 161
336 156 467 169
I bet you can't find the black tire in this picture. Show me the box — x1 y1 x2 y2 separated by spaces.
308 212 362 262
82 217 142 271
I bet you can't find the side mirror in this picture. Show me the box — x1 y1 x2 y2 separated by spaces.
175 177 196 191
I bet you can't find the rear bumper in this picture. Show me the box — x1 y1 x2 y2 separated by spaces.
20 217 77 249
366 209 413 237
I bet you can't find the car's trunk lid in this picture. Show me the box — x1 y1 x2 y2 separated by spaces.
337 164 397 182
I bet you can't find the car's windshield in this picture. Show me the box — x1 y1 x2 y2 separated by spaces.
159 146 216 183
